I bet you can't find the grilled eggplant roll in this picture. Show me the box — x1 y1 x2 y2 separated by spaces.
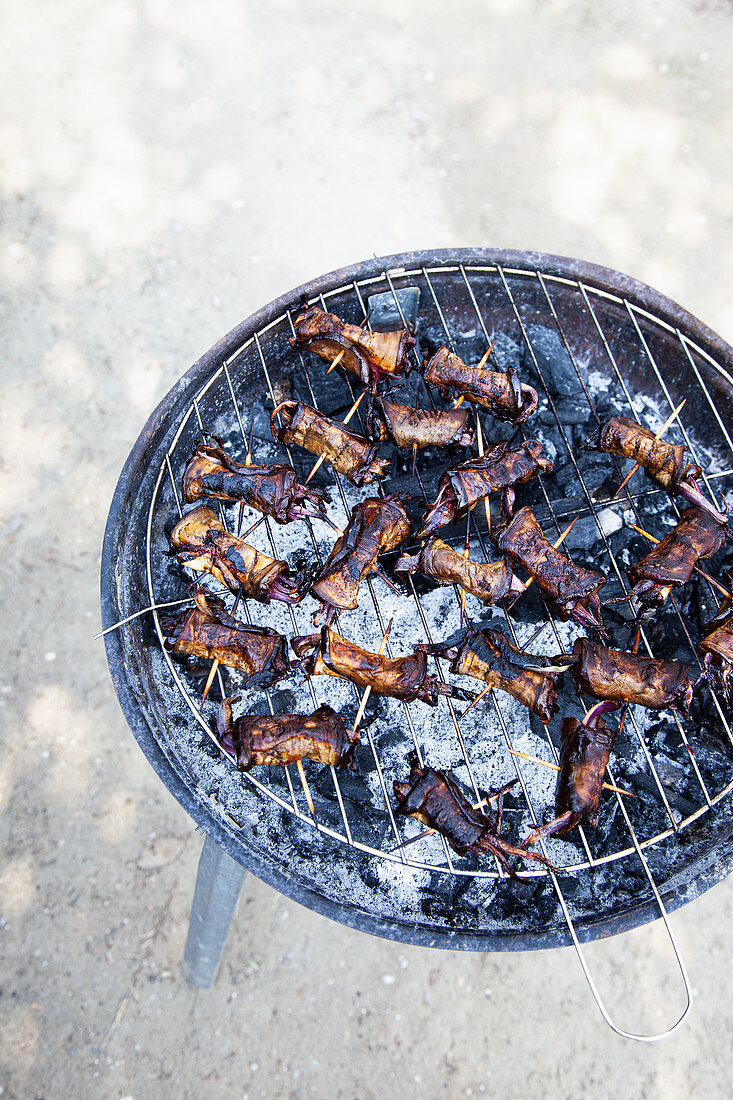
217 697 358 771
160 587 290 687
423 346 538 425
394 536 524 606
699 603 733 696
495 506 607 630
522 701 619 845
270 400 388 486
290 305 415 387
417 441 553 538
429 627 563 723
626 507 728 614
181 444 327 523
169 505 305 603
367 395 475 450
585 416 728 523
393 760 558 880
291 626 472 707
571 637 694 713
311 496 412 617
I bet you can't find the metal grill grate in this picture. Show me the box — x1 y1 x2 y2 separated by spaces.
136 256 733 1039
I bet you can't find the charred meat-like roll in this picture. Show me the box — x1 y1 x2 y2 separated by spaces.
585 416 728 524
625 507 728 614
217 697 358 771
394 536 524 606
290 305 415 388
423 346 538 425
417 441 553 538
181 444 327 523
291 626 473 706
366 395 475 450
699 602 733 696
428 627 563 723
169 505 305 603
160 587 290 688
311 496 412 617
522 701 619 845
270 400 389 486
495 506 607 630
393 760 558 881
571 637 694 713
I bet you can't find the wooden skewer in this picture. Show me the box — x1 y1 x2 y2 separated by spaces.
450 343 495 411
351 619 393 733
507 748 635 797
459 509 471 626
304 388 367 484
627 522 733 599
522 516 579 592
326 349 346 374
614 399 686 497
296 759 316 817
475 411 491 535
459 681 493 718
201 585 244 709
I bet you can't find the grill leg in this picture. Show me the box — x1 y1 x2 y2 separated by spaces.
182 834 247 988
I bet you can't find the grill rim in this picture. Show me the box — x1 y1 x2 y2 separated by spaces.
101 246 733 951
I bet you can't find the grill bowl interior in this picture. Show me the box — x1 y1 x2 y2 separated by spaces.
101 248 733 950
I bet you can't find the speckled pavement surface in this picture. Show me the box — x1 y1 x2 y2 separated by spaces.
3 2 733 1097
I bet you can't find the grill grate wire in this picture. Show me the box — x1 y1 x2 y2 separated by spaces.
142 262 733 1039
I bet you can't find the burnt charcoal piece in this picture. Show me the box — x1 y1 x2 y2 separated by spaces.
626 507 729 614
523 701 619 845
290 305 414 387
423 346 538 425
270 400 388 486
181 444 327 523
393 760 558 881
367 395 475 450
312 496 412 616
585 416 727 524
161 587 290 688
495 506 607 630
291 626 472 706
417 441 554 537
428 626 564 723
572 637 694 713
217 697 359 771
169 505 305 604
394 536 524 606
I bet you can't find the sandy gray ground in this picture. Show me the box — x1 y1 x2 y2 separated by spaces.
3 1 733 1097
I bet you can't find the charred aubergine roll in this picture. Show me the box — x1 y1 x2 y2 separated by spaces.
423 346 538 425
571 637 694 713
311 496 412 618
699 602 733 696
585 416 728 524
366 395 475 451
169 505 305 604
160 587 290 688
290 305 415 388
428 627 564 723
217 697 358 771
291 626 473 706
393 760 558 881
270 400 389 486
181 444 327 523
417 441 553 538
626 506 728 614
522 701 620 846
394 536 524 606
495 506 607 630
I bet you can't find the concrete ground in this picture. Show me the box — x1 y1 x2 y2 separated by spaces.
3 1 733 1097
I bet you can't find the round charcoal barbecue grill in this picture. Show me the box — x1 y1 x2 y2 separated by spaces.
101 249 733 1041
